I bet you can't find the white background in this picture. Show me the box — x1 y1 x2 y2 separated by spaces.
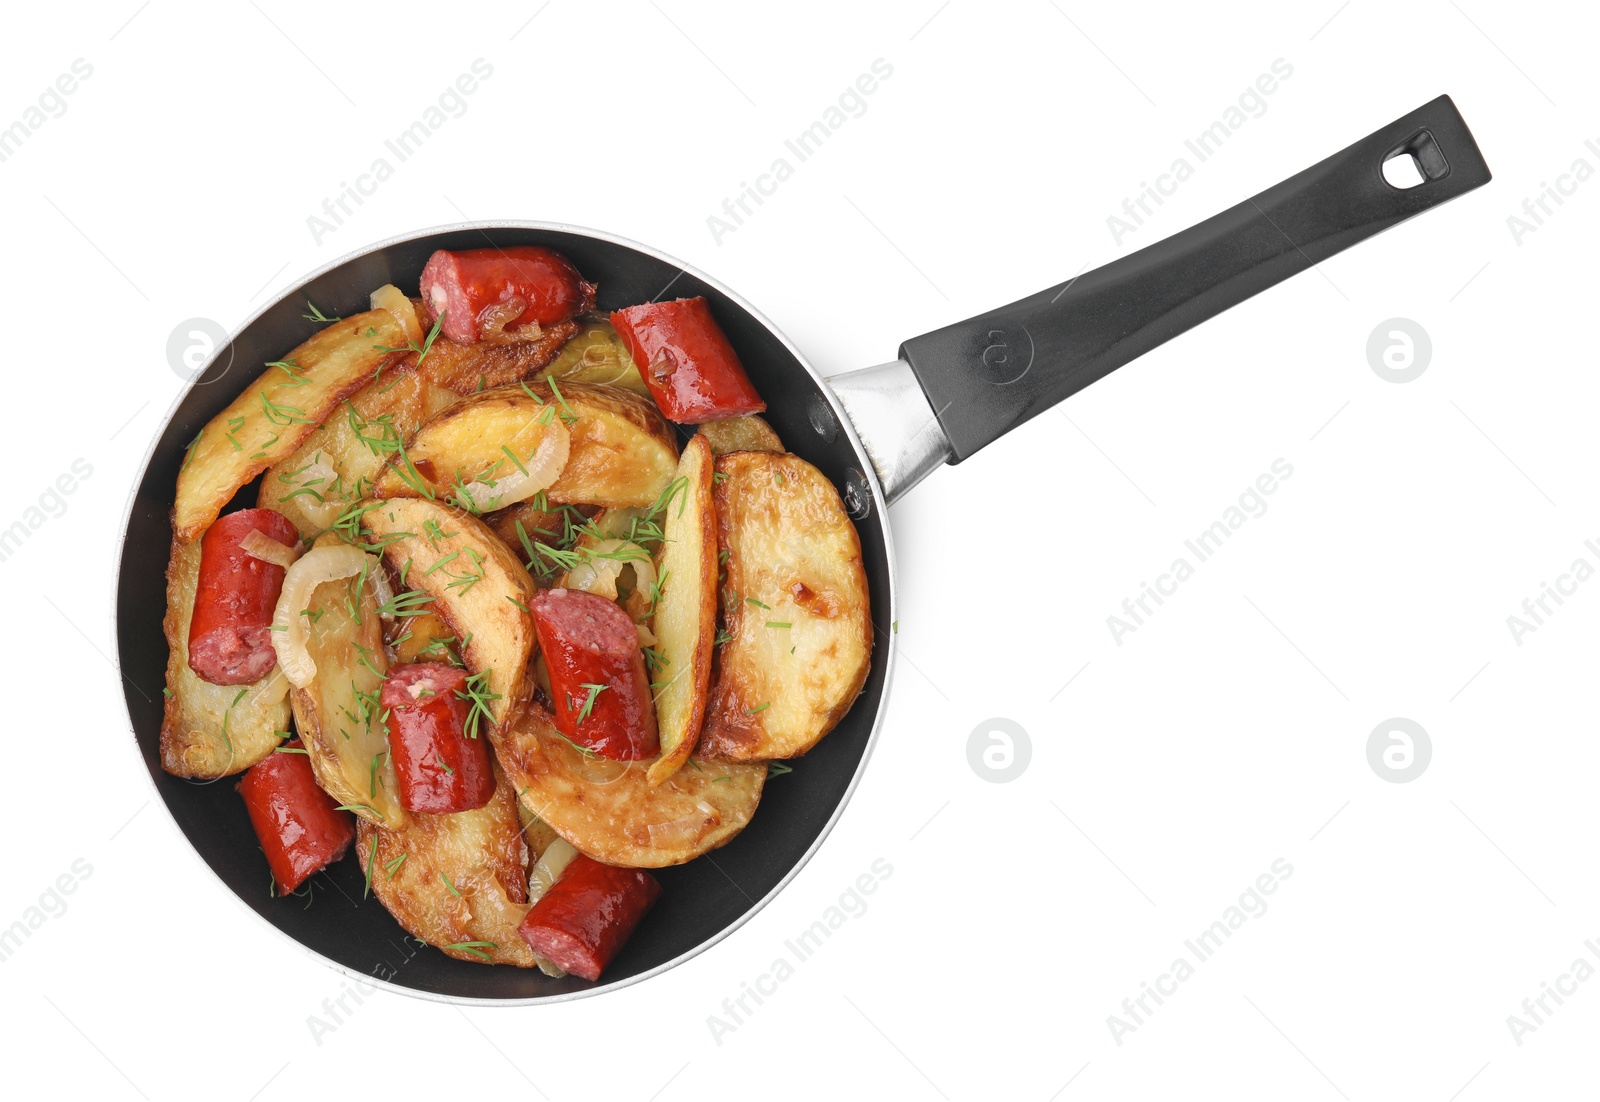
3 0 1596 1098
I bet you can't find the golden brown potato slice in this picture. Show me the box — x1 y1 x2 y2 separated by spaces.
540 317 651 396
160 538 291 778
357 769 536 966
375 381 677 511
517 806 561 861
371 384 573 512
647 435 717 785
362 499 536 727
173 308 411 541
698 452 872 761
496 702 766 868
697 414 783 456
288 535 406 827
539 381 678 507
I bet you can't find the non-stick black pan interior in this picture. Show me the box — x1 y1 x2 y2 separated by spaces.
115 225 893 1001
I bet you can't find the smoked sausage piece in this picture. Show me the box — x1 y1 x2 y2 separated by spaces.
238 741 356 893
381 662 495 814
420 246 596 344
529 587 658 760
610 297 765 423
187 508 300 685
517 854 661 981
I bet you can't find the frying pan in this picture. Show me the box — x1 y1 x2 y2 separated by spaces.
116 95 1490 1003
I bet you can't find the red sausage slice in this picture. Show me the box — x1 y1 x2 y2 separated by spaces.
381 662 495 814
419 246 596 344
238 741 356 893
610 297 765 424
517 854 661 981
187 508 300 685
530 588 658 760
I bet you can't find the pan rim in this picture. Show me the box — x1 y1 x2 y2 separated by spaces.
111 219 898 1005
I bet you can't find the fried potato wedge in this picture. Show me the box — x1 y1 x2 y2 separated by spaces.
375 382 677 510
534 380 678 508
160 538 291 778
363 499 536 727
173 308 410 541
259 331 580 538
496 702 766 867
698 452 872 761
289 534 406 827
358 769 536 967
517 808 561 863
541 317 650 396
539 381 678 507
697 414 783 456
647 436 717 784
371 385 573 512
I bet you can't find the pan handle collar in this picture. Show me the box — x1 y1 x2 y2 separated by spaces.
826 359 952 505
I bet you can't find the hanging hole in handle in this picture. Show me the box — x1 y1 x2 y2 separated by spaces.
1382 129 1449 190
1382 152 1427 189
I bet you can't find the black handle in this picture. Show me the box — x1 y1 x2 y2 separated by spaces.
900 94 1492 462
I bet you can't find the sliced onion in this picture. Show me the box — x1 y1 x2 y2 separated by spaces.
528 838 578 906
457 421 570 512
562 540 656 602
370 283 423 346
368 564 396 621
293 459 345 530
271 544 377 687
534 954 567 979
240 528 300 569
623 579 657 628
477 299 543 343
